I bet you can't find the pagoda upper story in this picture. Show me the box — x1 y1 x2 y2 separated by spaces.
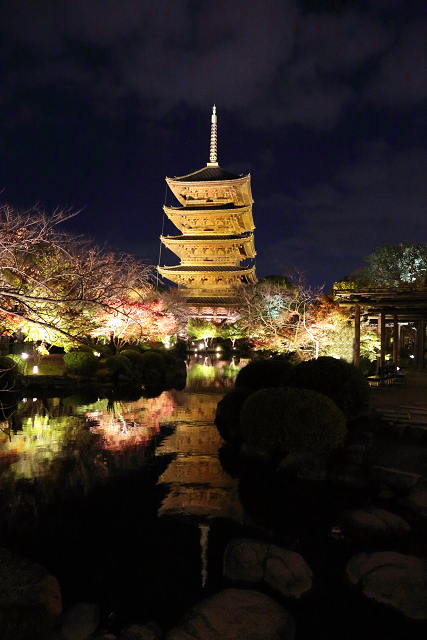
157 106 256 307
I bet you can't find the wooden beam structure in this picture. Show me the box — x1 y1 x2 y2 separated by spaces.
335 287 427 370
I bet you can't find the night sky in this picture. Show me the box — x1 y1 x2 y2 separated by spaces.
1 0 426 290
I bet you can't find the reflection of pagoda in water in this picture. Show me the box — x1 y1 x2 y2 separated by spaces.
157 106 256 319
156 392 244 522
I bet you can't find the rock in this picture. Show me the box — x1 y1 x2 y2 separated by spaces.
223 538 313 598
166 588 295 640
329 463 370 488
345 453 365 466
277 450 327 481
0 547 62 640
223 539 268 582
377 488 397 501
402 485 427 517
346 551 427 620
120 622 162 640
339 508 411 538
93 633 118 640
61 602 100 640
371 466 422 493
0 547 62 615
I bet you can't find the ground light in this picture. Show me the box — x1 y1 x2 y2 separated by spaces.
32 365 38 374
21 353 29 360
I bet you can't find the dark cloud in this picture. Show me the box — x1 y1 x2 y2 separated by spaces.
1 0 413 128
258 144 427 285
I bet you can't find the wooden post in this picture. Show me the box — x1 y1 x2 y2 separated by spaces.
354 303 361 367
380 310 386 367
393 314 398 365
418 320 425 370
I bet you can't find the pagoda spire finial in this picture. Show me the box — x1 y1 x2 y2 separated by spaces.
207 104 218 166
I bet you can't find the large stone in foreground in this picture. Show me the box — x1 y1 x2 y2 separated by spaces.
339 507 411 538
0 547 61 614
223 538 313 599
166 588 295 640
346 551 427 620
0 547 62 640
61 602 100 640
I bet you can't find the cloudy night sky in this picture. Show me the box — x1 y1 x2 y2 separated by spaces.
1 0 426 291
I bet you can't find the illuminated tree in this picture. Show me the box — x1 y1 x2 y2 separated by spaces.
361 243 427 287
90 299 177 353
187 318 218 349
216 320 247 347
236 274 322 359
0 204 153 350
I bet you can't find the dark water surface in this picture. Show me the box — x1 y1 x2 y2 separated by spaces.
1 359 426 639
0 359 246 630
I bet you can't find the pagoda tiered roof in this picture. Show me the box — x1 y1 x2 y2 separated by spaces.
157 106 256 309
170 166 243 182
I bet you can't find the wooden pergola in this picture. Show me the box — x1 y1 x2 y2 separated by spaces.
335 287 427 370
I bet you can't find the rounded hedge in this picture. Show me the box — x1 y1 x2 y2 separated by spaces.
119 350 146 378
105 354 132 376
235 358 293 391
240 386 347 458
63 351 100 377
215 386 254 444
281 356 371 420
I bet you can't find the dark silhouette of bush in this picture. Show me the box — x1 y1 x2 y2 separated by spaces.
281 356 371 420
63 351 99 377
240 387 346 459
105 354 132 380
0 356 18 387
215 386 254 444
140 350 166 385
235 358 293 391
119 349 146 379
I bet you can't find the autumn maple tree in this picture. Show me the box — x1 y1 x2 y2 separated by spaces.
0 204 154 350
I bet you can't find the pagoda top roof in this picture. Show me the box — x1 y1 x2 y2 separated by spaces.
168 166 248 183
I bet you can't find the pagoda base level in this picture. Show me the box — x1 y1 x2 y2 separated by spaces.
185 297 240 321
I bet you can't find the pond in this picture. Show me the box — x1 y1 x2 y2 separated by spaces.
1 358 426 639
0 358 247 631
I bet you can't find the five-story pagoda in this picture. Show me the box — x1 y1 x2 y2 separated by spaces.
157 106 256 317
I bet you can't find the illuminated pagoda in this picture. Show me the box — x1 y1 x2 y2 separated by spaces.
157 106 256 318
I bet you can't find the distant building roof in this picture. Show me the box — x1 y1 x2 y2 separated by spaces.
170 166 246 182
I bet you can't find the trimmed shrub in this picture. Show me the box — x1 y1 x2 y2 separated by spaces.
215 386 255 444
140 350 166 385
0 356 19 386
105 354 132 377
119 350 146 379
63 351 100 377
235 358 293 391
281 356 371 421
240 387 347 459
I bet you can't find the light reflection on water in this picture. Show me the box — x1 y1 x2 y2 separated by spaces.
0 358 248 606
0 359 246 518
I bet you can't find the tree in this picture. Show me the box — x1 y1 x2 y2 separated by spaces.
361 243 427 287
90 299 177 353
216 320 247 347
187 318 218 349
0 204 154 350
236 273 323 359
